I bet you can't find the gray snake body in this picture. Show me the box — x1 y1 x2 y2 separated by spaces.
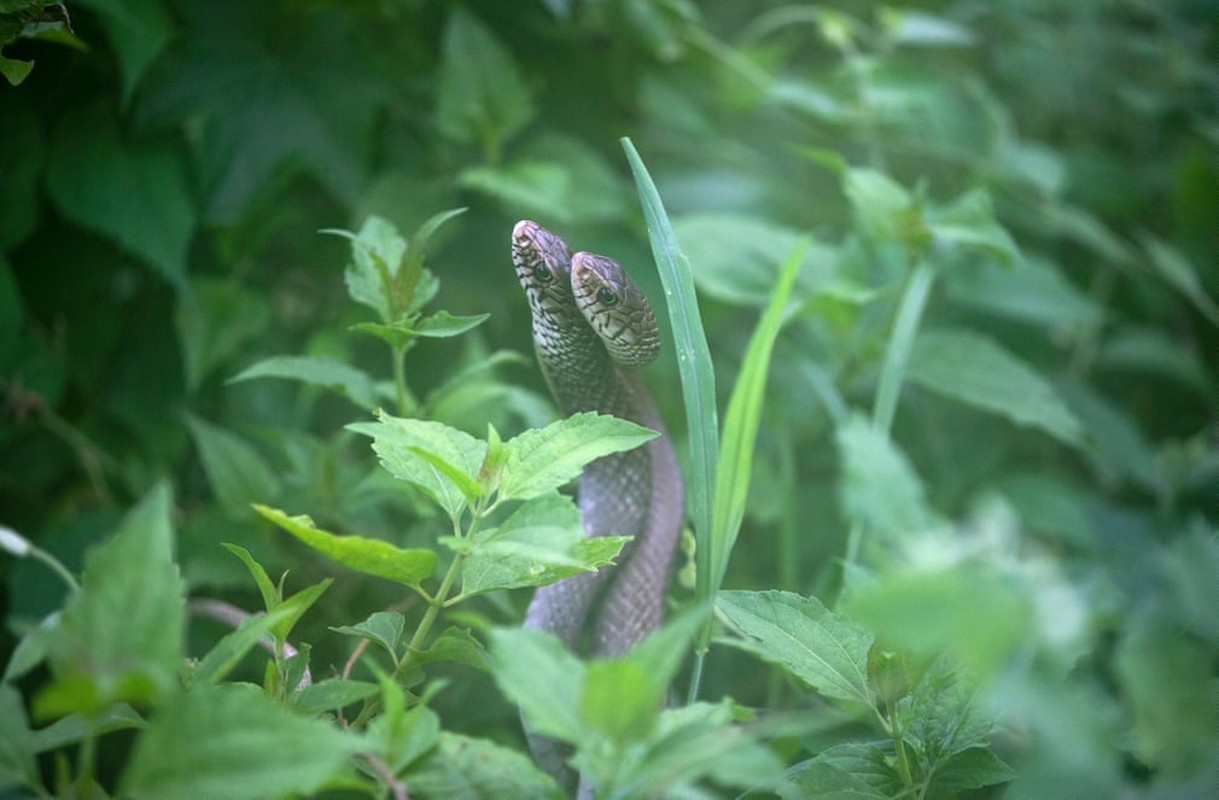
511 220 684 787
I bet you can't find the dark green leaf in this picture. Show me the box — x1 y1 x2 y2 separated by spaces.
186 414 281 518
176 277 271 390
74 0 173 104
292 680 379 716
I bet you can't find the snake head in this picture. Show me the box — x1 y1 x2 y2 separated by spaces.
512 220 573 317
571 251 660 368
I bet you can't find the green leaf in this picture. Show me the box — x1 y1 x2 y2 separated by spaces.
327 215 406 322
41 483 185 716
120 684 363 800
806 742 899 795
581 660 657 744
406 732 562 799
716 590 873 706
29 704 145 754
0 53 33 86
45 104 194 285
176 277 271 390
349 412 486 520
843 567 1034 677
908 327 1084 447
1116 612 1219 775
843 168 914 242
623 138 719 626
945 255 1102 328
926 747 1016 794
415 310 491 337
185 414 281 518
708 238 805 594
292 679 379 716
74 0 173 104
459 161 573 222
779 761 889 800
459 494 628 597
192 604 296 686
0 684 37 791
413 627 493 673
435 7 533 148
1142 234 1219 328
500 412 658 501
220 543 279 613
836 414 940 538
254 506 436 588
674 214 833 306
488 628 585 743
367 686 441 774
229 355 382 409
928 188 1020 265
330 611 406 660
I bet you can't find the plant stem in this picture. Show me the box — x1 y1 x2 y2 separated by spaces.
685 650 706 705
392 344 409 416
29 545 81 594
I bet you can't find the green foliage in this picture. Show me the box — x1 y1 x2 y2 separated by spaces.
3 1 1218 798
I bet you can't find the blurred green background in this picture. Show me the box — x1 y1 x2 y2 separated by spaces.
2 0 1217 796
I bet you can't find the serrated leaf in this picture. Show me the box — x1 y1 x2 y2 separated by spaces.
499 412 658 500
292 679 379 716
119 684 363 800
330 611 406 660
908 327 1084 447
349 412 486 520
329 215 405 321
435 7 533 147
808 743 899 794
41 483 185 717
229 354 382 409
489 628 585 743
185 414 281 518
716 590 873 705
459 494 627 596
926 747 1015 793
406 732 562 799
779 761 889 800
836 414 940 538
254 505 436 588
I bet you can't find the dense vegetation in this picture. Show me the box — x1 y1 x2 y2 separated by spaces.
2 1 1216 798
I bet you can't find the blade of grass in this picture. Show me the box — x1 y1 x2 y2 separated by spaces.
621 137 719 604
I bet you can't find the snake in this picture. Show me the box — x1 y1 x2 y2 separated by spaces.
511 220 684 789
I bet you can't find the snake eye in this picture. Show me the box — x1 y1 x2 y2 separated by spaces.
596 286 619 307
532 262 551 282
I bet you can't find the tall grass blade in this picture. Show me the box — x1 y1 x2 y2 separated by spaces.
621 137 719 604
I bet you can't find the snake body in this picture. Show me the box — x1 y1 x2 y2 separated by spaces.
511 220 684 788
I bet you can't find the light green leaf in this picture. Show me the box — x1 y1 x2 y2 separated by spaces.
836 414 940 538
673 214 831 306
406 732 562 799
488 627 585 743
779 761 889 800
40 483 185 716
120 684 363 800
415 310 491 337
229 354 382 409
254 505 436 589
221 543 279 613
716 590 873 705
435 7 533 147
367 691 441 774
459 494 627 597
843 168 913 241
0 54 34 86
46 105 193 286
582 660 656 744
330 611 406 660
292 679 379 716
29 704 145 754
326 215 406 322
806 742 898 795
499 412 658 500
192 604 295 686
349 412 486 520
185 414 281 518
843 567 1033 677
929 188 1020 265
458 161 572 222
709 239 805 594
946 255 1102 328
908 327 1084 447
413 627 492 673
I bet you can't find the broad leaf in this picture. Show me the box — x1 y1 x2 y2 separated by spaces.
406 732 562 799
40 483 185 716
488 628 585 743
330 611 406 660
499 412 658 500
186 414 281 518
908 327 1084 447
229 355 382 409
717 590 873 706
926 747 1015 794
836 414 940 538
120 684 363 800
254 505 436 588
292 680 379 716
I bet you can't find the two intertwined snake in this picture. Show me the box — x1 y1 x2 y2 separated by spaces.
510 220 684 790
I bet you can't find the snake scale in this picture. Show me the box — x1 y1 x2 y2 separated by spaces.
511 220 684 790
